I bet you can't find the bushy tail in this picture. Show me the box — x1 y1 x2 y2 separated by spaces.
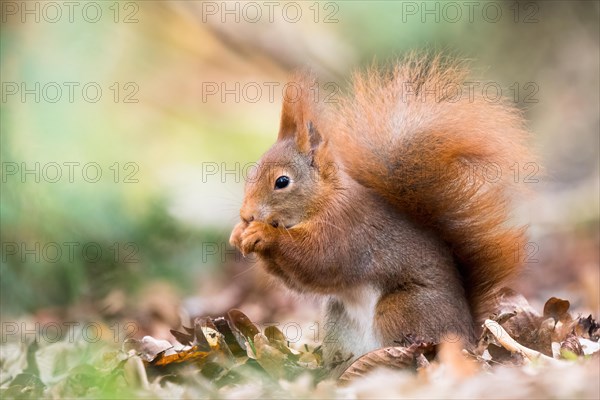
329 53 534 322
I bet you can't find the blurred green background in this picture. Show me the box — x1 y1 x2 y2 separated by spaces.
1 0 598 337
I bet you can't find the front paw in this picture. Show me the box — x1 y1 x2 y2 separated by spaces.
229 221 247 249
239 221 275 256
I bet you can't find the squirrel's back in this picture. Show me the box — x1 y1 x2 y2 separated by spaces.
328 53 533 322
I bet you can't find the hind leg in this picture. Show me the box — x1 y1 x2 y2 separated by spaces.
375 288 475 346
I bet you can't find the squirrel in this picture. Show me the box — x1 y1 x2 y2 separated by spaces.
229 53 533 375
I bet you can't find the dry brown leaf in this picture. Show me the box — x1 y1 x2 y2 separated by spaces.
227 309 259 339
483 320 561 365
150 345 212 367
576 315 600 340
264 325 285 342
543 297 572 322
338 345 423 385
560 332 584 357
263 325 301 357
491 290 557 355
212 317 247 358
493 287 538 316
194 318 220 350
169 329 194 347
251 333 288 380
124 336 174 362
149 324 233 368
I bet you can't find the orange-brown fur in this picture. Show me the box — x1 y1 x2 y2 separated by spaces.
330 54 532 321
229 53 533 374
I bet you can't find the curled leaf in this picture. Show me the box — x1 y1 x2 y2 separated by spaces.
560 332 584 358
227 309 259 339
338 345 422 384
543 297 571 322
213 317 247 357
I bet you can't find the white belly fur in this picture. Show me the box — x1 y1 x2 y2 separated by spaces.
327 285 383 362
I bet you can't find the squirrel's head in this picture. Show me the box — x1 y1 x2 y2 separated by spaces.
238 74 337 229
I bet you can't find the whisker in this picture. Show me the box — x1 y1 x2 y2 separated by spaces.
311 219 344 233
232 261 258 279
282 225 294 241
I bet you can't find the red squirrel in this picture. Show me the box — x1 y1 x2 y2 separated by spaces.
229 53 533 374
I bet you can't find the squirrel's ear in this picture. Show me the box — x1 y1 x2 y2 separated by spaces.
305 120 323 153
277 87 298 141
277 74 322 154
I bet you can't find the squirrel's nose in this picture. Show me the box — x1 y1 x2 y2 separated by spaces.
240 212 254 224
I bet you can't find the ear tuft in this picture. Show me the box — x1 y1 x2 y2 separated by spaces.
277 72 322 154
307 120 322 151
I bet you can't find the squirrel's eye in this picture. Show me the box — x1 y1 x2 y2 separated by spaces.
274 176 290 190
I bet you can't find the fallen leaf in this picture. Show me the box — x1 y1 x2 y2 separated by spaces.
338 344 425 385
227 309 259 339
543 297 571 322
560 332 584 358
